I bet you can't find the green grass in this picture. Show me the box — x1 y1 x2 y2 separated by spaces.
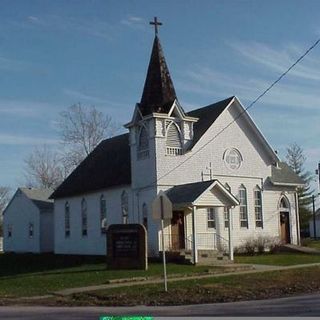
235 252 320 266
0 253 213 298
68 266 320 306
303 239 320 250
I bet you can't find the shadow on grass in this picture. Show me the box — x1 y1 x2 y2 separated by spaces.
0 253 106 277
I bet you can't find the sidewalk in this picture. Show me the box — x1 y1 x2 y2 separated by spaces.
52 262 320 297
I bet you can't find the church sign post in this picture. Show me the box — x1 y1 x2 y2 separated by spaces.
152 191 172 292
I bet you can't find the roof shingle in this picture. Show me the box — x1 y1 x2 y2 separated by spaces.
51 134 131 199
20 188 54 211
187 96 234 148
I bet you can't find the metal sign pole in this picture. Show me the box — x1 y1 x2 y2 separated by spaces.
160 195 168 292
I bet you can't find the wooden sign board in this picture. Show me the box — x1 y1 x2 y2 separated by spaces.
106 224 147 270
152 191 173 220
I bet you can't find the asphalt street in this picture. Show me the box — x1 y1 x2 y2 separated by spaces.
1 293 320 319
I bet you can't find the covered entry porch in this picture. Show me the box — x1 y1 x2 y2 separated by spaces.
159 180 239 264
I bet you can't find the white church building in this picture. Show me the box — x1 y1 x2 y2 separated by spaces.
51 27 303 262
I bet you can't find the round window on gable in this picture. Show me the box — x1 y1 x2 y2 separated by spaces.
223 148 243 170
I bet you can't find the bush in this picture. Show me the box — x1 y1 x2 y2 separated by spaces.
235 236 281 255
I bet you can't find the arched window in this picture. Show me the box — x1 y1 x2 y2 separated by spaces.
239 184 248 228
166 122 182 156
224 183 231 228
137 126 149 159
65 202 70 238
254 186 263 228
100 195 107 233
121 191 128 224
142 203 148 230
81 198 88 236
280 196 289 210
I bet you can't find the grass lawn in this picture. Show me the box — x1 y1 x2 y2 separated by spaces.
62 265 320 306
235 252 320 266
0 253 215 298
302 239 320 250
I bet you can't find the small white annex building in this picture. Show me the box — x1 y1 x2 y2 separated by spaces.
3 188 54 253
51 26 304 262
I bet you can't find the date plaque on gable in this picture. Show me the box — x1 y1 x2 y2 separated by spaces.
106 224 148 270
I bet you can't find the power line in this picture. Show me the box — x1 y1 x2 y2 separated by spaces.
153 37 320 185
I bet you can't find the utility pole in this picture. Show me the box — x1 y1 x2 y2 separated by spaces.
312 195 316 239
313 162 320 239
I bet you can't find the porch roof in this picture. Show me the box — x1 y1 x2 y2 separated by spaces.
165 180 239 208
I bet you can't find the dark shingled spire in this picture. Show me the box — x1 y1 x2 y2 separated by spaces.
139 35 177 115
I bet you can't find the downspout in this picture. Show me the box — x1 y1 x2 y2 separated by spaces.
294 190 301 245
191 205 198 264
228 207 234 261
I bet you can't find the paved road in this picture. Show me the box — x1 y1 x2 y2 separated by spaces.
1 293 320 319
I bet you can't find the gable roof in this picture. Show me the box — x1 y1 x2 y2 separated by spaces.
166 180 214 205
139 35 177 116
187 96 234 149
270 162 304 186
165 179 239 207
20 188 54 211
51 133 131 199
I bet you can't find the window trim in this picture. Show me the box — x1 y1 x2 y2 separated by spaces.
121 191 128 224
254 186 263 228
207 207 216 230
224 183 231 229
7 224 12 238
81 198 88 237
100 194 107 234
65 201 70 238
239 184 248 229
28 222 34 239
137 125 149 160
165 122 183 156
142 203 148 230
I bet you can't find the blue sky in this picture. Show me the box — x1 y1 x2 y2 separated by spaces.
0 0 320 191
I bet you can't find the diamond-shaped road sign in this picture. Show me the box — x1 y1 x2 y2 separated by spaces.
152 191 173 220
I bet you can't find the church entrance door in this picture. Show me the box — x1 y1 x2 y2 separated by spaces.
280 212 290 244
171 211 185 250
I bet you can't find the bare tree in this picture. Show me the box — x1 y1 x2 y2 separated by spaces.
0 187 10 214
58 103 121 172
0 187 11 237
24 145 65 189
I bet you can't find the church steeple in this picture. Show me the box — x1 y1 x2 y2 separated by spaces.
139 18 177 116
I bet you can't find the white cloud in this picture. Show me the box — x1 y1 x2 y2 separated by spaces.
24 14 114 40
0 134 58 146
0 55 30 72
120 15 145 29
177 65 320 111
27 16 39 23
229 41 320 81
63 88 129 108
0 100 60 118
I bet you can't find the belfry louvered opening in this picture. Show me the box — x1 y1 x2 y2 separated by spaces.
166 122 183 155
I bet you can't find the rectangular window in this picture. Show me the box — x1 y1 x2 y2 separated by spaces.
65 202 70 238
254 189 263 228
7 225 12 238
29 223 34 238
207 208 216 229
224 207 229 228
100 196 107 234
65 213 70 238
239 187 248 228
82 216 87 236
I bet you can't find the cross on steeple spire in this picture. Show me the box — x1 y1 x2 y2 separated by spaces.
150 17 162 35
